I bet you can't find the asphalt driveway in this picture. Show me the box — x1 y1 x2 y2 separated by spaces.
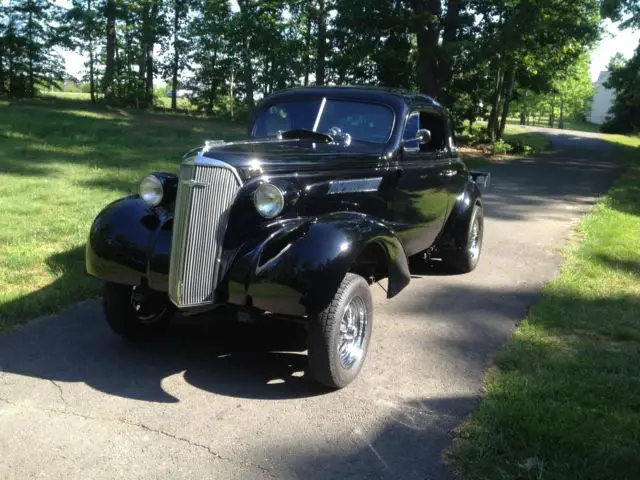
0 128 627 479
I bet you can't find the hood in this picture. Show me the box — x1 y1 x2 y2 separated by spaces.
198 138 389 176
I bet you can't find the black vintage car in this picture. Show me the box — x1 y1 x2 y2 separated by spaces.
87 86 488 389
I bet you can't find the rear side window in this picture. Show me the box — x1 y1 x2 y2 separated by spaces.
419 112 447 152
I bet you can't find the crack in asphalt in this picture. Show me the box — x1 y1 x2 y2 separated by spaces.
127 420 277 477
0 396 275 477
49 380 67 407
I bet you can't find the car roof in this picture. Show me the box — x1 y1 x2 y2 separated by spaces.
260 86 443 110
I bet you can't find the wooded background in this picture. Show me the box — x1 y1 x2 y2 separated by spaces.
1 0 638 137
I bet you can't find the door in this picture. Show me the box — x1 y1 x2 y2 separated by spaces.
391 110 451 256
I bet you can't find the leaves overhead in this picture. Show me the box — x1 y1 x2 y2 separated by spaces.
0 0 609 136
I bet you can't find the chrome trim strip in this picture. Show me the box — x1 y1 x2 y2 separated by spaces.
328 177 383 194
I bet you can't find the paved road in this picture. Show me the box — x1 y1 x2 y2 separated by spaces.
0 128 627 479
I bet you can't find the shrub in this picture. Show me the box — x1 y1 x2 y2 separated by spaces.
492 139 513 154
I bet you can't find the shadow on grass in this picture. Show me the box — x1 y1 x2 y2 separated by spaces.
592 253 640 279
450 292 640 480
0 97 247 188
0 246 101 332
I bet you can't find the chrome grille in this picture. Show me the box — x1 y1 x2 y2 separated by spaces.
169 159 241 308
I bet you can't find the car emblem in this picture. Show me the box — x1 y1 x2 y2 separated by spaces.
181 179 206 188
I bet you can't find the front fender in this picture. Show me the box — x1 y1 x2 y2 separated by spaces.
86 196 171 291
227 212 410 317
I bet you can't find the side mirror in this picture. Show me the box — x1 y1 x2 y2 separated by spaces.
416 128 431 145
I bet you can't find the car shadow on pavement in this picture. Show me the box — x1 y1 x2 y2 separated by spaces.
0 307 329 403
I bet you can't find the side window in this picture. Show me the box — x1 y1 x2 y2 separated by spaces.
419 112 447 152
402 112 420 150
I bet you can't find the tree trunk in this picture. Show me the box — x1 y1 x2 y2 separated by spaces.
303 2 311 87
207 49 218 115
439 0 463 104
548 95 555 127
27 8 34 97
237 0 254 111
230 68 235 120
171 0 180 111
487 65 505 142
412 0 442 97
498 67 516 139
145 41 154 107
519 90 527 126
104 0 116 100
315 0 327 86
558 96 565 129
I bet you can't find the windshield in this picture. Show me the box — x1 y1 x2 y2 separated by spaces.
251 98 394 144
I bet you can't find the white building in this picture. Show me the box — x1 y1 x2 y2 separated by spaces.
589 71 616 125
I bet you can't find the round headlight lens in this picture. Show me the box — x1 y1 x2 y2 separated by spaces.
254 183 284 218
139 175 163 207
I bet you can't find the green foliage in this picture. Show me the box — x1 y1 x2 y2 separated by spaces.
491 139 512 154
0 0 67 96
1 1 607 134
602 46 640 134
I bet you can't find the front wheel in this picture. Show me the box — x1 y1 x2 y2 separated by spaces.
441 204 483 273
307 273 373 389
102 282 174 341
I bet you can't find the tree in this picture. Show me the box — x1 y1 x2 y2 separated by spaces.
1 0 66 97
602 46 640 133
187 0 232 115
164 0 191 111
103 0 116 100
554 53 595 128
600 0 640 132
66 0 102 103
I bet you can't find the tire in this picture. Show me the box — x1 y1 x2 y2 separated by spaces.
307 273 373 389
102 282 174 341
442 204 483 273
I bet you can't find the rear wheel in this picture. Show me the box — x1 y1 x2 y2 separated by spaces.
103 282 174 341
441 204 483 273
307 273 373 389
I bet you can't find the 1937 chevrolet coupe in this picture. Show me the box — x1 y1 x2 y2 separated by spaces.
86 86 489 389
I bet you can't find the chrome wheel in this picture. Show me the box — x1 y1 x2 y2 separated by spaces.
338 296 368 369
469 217 481 263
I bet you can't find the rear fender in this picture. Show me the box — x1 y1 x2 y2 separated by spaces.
438 179 482 252
228 212 410 317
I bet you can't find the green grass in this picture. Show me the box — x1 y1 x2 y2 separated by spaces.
0 96 245 331
506 116 602 134
502 124 552 152
451 136 640 479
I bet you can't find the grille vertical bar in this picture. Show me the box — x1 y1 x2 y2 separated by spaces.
169 161 240 308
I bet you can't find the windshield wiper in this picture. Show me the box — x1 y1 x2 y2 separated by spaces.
278 129 333 143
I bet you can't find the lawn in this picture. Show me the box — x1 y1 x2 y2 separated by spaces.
0 96 245 331
506 116 602 133
451 135 640 479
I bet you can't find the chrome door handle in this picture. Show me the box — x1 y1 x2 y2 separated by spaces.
440 169 457 177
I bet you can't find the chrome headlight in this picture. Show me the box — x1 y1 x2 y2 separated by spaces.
139 174 163 207
254 183 284 218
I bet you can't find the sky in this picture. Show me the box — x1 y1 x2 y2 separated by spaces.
55 5 639 84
